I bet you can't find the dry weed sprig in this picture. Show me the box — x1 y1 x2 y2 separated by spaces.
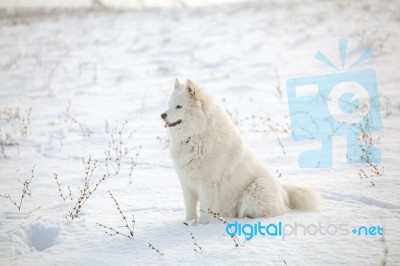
54 173 74 202
129 145 142 185
109 191 134 237
20 107 31 137
356 117 378 163
96 191 135 239
96 223 133 239
358 169 368 179
0 134 6 157
379 94 399 118
247 116 289 155
200 209 244 247
148 243 164 256
221 98 289 155
54 173 67 202
68 156 106 220
104 121 141 178
358 162 384 180
0 130 18 158
222 98 242 126
27 206 41 214
274 68 282 100
67 185 73 201
268 125 286 155
343 114 383 180
367 161 384 176
61 101 93 138
381 233 388 266
0 107 32 156
355 117 384 180
105 120 129 175
0 166 35 211
183 222 203 253
379 219 388 266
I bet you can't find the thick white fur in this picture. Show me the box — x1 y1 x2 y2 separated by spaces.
162 79 320 224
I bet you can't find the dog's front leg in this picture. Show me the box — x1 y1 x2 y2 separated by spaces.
197 187 216 224
182 185 199 222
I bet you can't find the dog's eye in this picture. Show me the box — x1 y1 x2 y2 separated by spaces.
176 105 182 109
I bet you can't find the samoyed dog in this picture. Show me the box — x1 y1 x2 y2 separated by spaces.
161 79 320 224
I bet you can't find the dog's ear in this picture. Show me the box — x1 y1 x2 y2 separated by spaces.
186 79 205 106
186 79 197 96
174 78 181 90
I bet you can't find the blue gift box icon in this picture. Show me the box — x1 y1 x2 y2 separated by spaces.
286 40 382 168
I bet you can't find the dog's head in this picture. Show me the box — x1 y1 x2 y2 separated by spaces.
161 79 207 133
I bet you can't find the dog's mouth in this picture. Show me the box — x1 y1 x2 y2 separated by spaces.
164 119 182 128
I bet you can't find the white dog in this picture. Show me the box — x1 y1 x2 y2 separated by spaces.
162 79 320 224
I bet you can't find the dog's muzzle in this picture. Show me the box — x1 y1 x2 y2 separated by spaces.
164 119 182 128
161 113 182 128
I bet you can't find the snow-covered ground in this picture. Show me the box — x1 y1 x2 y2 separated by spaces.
0 0 399 265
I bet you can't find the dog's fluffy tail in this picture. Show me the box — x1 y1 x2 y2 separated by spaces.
282 185 321 211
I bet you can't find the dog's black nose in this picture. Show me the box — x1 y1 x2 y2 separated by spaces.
161 113 167 119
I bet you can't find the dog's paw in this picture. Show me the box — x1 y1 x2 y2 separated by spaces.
190 220 207 226
197 215 210 225
185 216 210 226
183 219 199 226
